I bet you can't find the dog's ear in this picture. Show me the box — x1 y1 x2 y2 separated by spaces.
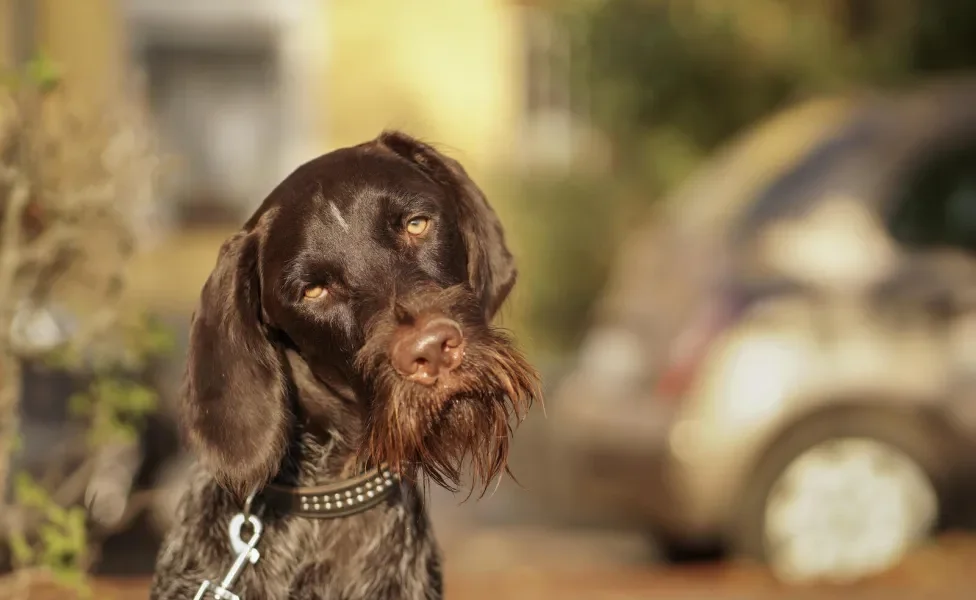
181 229 290 498
378 130 517 319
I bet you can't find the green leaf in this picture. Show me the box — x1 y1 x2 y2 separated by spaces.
13 472 52 510
9 471 89 590
141 314 176 355
8 530 34 565
24 53 62 92
77 377 159 447
44 505 69 527
68 391 93 417
42 344 83 371
51 565 90 599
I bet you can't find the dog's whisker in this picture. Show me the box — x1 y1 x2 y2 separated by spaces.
487 467 505 499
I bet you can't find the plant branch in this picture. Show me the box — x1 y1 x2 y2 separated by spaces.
0 454 97 541
0 176 31 325
18 223 77 269
0 63 166 589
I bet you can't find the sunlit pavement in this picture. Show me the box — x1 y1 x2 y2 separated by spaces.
44 481 976 600
33 405 976 598
442 530 976 599
29 530 976 599
422 479 976 598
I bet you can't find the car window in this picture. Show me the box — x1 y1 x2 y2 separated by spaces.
734 113 883 241
887 143 976 253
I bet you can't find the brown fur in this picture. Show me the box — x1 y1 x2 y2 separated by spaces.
356 284 539 494
151 131 540 599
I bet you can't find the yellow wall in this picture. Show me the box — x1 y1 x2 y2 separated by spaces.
0 0 12 68
6 0 527 312
119 0 526 313
0 0 125 99
327 0 522 179
5 0 524 176
36 0 126 100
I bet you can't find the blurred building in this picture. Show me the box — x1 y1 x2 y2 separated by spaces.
0 0 127 99
1 0 579 312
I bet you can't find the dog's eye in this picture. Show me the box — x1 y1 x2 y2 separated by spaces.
405 216 430 238
303 285 327 300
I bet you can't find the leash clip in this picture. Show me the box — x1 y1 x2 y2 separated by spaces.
193 489 264 600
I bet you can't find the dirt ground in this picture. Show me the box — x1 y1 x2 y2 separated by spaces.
12 530 976 600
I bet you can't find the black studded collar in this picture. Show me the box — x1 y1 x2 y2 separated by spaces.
260 464 400 519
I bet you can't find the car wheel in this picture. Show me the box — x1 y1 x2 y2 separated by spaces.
734 414 942 584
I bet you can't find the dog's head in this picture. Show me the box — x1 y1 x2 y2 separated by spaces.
181 131 540 497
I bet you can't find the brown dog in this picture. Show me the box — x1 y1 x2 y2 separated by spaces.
150 131 539 599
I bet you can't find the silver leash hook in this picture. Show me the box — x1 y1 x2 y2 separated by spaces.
193 488 265 600
241 487 258 519
228 513 263 558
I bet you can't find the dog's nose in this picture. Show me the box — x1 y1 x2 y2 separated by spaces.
390 317 465 385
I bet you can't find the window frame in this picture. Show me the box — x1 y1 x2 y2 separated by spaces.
881 128 976 254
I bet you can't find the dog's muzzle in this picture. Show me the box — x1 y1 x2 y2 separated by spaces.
389 315 465 386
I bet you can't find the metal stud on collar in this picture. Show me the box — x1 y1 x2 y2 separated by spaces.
299 467 397 512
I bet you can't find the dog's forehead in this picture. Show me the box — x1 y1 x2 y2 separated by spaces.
259 145 448 262
279 147 443 220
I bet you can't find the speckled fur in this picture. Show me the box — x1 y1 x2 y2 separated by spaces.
149 131 540 599
150 352 443 600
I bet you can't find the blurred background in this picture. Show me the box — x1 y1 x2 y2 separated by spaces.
2 0 976 598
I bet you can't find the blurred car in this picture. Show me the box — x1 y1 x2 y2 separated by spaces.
551 77 976 584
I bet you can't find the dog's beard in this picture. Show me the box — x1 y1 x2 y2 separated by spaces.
354 286 540 495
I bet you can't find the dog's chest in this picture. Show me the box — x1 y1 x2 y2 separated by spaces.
188 502 438 599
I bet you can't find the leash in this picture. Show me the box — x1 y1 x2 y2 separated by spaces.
191 464 399 599
193 488 264 600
